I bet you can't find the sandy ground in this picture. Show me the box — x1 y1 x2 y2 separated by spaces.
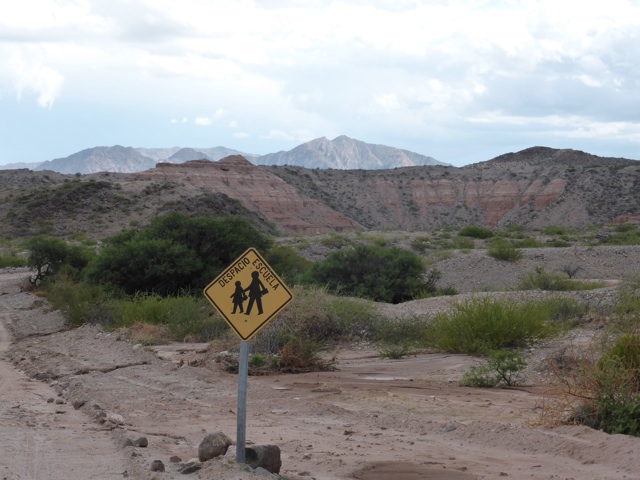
2 269 640 480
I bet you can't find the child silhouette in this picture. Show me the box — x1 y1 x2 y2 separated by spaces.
230 280 247 314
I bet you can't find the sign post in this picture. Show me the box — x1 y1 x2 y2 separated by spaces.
203 248 293 462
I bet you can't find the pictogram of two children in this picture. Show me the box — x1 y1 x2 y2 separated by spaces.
230 271 268 315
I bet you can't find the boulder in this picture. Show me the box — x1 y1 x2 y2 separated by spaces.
198 431 232 462
245 445 282 474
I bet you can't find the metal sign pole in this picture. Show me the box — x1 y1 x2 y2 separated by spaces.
236 340 249 463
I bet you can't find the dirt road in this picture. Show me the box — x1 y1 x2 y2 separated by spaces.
0 271 128 479
1 269 640 479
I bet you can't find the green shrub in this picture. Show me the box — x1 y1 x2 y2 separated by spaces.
253 285 386 353
249 353 267 368
458 225 494 239
410 236 431 252
460 350 527 388
277 336 331 373
602 225 640 246
44 277 226 341
426 296 560 355
264 244 311 285
595 395 640 436
441 236 475 250
87 212 271 295
614 276 640 323
117 293 227 342
26 237 93 284
598 334 640 387
487 240 522 262
379 342 415 359
544 225 566 236
0 255 27 268
591 340 640 436
319 232 352 248
512 237 545 248
517 268 604 291
303 244 426 303
459 363 500 387
44 276 113 327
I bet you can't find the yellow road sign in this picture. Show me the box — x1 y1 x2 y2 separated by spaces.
203 248 293 341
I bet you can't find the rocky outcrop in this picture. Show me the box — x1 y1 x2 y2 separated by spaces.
135 156 363 234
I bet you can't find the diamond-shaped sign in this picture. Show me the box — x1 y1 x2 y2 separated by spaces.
203 248 293 341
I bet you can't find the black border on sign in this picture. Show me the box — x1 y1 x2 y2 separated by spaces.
203 247 294 341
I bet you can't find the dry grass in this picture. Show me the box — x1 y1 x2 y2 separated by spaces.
125 322 173 346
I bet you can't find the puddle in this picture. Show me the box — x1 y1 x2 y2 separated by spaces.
362 376 412 381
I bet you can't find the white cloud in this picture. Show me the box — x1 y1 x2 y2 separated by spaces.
3 0 640 164
5 53 64 108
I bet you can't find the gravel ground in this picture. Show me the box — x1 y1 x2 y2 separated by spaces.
435 245 638 293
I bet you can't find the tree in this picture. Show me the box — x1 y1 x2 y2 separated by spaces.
25 237 91 284
87 212 271 295
304 244 425 303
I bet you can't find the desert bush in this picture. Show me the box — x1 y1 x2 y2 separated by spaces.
277 336 332 373
44 276 114 327
512 237 545 248
379 342 416 359
249 353 267 368
410 236 431 252
426 296 562 355
602 225 640 246
441 236 475 250
0 255 27 268
44 276 226 341
614 276 640 320
561 264 583 279
303 244 426 303
487 240 522 262
87 212 271 295
264 244 311 285
548 239 571 247
517 267 604 291
545 333 640 436
252 285 385 354
459 349 527 387
319 232 352 248
116 293 227 342
598 334 640 388
413 268 458 299
544 225 566 236
458 225 494 239
25 237 93 284
126 323 172 346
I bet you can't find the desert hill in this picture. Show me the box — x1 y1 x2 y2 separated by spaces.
0 147 638 240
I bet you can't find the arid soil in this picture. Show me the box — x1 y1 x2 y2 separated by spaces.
2 261 640 480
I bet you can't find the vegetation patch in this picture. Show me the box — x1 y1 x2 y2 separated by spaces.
487 240 523 262
517 267 605 291
459 349 527 387
426 296 565 355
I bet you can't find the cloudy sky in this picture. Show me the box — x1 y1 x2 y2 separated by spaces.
1 0 640 167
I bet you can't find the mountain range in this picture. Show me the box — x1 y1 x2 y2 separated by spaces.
0 146 638 240
0 136 445 174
